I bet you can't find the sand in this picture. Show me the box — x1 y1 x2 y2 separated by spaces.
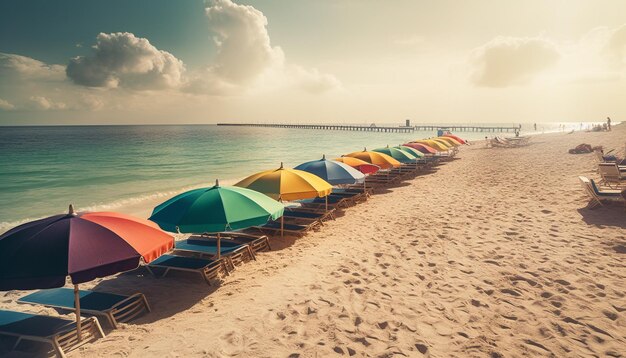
2 125 625 357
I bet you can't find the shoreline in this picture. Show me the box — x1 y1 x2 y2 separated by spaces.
2 124 618 235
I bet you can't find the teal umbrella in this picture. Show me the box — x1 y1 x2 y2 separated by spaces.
150 180 284 257
395 145 424 158
372 145 417 164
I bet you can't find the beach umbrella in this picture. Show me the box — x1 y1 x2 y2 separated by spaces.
412 140 449 151
235 163 333 236
294 155 365 185
0 206 174 340
394 145 424 158
149 180 284 257
372 145 417 164
344 148 401 169
403 142 438 154
332 157 380 174
431 138 454 149
435 137 461 147
443 133 466 144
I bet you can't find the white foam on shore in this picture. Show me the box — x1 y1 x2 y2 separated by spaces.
0 176 247 235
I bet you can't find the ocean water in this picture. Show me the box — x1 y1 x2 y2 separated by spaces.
0 122 605 232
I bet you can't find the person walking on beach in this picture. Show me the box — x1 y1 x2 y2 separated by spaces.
533 123 537 131
607 117 611 131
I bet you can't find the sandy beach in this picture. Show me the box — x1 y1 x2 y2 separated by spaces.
2 125 625 358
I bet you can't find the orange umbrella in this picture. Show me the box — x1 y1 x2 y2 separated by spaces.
344 148 401 169
333 157 380 174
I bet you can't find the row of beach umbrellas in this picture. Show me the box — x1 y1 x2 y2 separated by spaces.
0 134 464 339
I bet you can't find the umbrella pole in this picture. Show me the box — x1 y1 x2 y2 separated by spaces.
217 232 221 259
74 284 82 342
325 196 328 212
281 216 284 238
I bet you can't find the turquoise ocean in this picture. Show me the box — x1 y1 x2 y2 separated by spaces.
0 122 602 232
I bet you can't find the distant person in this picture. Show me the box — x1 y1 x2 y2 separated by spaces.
607 117 611 131
533 123 537 131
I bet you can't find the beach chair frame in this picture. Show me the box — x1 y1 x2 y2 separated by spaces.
175 238 255 271
18 289 150 329
598 163 626 189
146 255 229 285
579 176 625 209
0 314 104 358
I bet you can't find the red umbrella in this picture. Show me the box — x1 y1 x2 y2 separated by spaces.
403 142 437 154
443 134 466 144
333 157 380 174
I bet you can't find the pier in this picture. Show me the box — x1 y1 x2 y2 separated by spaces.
217 123 519 133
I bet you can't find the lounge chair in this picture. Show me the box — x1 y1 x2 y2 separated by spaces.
18 288 150 329
298 195 355 209
174 238 255 271
598 163 626 189
282 210 329 225
250 221 319 237
193 232 272 253
0 309 104 358
145 255 228 285
579 176 625 209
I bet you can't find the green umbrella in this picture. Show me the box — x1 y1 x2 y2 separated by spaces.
150 180 284 258
372 145 417 164
395 145 424 158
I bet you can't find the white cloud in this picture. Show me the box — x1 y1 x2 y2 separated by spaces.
468 36 560 87
66 32 185 90
29 96 67 110
0 53 65 81
0 98 15 110
601 24 626 68
189 0 340 95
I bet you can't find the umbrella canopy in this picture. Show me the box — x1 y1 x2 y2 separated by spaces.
372 146 417 164
403 142 438 154
149 180 285 234
412 140 449 151
394 145 424 158
431 138 454 149
344 148 401 169
0 206 174 290
294 155 365 185
435 137 460 147
333 157 380 174
235 163 333 201
443 133 466 144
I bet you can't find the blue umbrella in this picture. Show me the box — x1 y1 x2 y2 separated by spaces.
294 155 365 185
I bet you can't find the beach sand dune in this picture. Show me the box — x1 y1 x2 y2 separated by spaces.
2 126 625 357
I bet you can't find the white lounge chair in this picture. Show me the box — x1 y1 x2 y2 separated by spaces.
578 176 625 210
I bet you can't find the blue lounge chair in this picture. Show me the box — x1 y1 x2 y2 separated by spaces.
174 238 255 271
18 288 150 328
190 232 272 253
0 309 104 358
145 254 228 285
252 221 319 237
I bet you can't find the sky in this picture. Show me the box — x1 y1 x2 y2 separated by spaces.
1 0 625 125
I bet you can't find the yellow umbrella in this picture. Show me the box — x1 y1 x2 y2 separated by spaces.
412 140 449 151
435 136 461 146
235 163 332 236
344 148 401 169
235 163 332 201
